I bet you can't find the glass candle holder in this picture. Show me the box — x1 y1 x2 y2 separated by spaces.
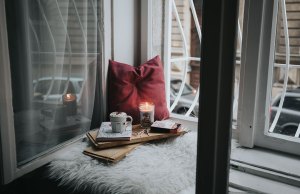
139 102 155 128
62 93 77 116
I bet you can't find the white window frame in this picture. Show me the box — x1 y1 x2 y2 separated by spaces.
0 0 112 184
238 0 300 155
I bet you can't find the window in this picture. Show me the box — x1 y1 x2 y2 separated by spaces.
273 96 300 111
164 0 201 119
164 0 243 122
7 0 102 166
238 0 300 155
170 79 196 96
0 0 106 183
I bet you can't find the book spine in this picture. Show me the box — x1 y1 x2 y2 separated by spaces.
150 127 179 133
150 123 181 133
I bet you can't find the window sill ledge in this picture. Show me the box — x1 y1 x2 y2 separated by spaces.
230 139 300 193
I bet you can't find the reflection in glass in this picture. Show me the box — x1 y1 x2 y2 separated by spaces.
5 0 100 166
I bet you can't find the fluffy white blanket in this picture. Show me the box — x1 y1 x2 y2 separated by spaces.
48 132 197 194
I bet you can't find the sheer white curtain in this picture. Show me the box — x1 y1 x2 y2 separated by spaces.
6 0 101 166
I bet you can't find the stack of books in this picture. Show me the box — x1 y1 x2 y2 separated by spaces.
83 120 187 163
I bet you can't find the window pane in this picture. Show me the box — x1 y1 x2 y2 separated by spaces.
269 0 300 138
168 0 243 121
168 0 200 118
5 0 100 166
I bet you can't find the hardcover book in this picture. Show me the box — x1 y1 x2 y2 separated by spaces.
150 120 182 133
96 122 132 142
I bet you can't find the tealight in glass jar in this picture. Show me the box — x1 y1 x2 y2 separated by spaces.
139 102 155 128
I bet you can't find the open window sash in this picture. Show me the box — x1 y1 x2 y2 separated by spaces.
238 0 300 155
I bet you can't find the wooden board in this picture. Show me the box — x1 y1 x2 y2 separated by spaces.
86 125 187 149
83 143 142 163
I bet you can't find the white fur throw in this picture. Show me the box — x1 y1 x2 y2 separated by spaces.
48 132 197 194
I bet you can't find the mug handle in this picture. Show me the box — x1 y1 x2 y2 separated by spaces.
126 116 133 124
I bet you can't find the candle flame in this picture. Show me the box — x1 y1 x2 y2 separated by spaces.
66 94 71 99
139 101 154 111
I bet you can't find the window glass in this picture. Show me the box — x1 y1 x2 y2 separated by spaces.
168 0 242 120
284 97 300 111
167 0 201 117
5 0 100 166
269 0 300 138
171 79 194 95
274 96 300 111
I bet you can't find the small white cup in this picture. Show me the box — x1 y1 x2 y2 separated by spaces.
110 112 133 133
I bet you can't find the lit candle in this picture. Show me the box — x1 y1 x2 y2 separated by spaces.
139 101 155 128
62 93 77 116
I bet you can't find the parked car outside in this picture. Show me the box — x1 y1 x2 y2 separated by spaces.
170 79 199 117
33 77 84 103
270 88 300 137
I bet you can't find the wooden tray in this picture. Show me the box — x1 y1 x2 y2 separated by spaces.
86 125 186 149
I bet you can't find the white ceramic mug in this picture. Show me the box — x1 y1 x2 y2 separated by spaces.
110 112 133 133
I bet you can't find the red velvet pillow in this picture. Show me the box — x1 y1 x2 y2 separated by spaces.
108 56 169 124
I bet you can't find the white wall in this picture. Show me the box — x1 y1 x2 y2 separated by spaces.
113 0 141 65
152 0 164 60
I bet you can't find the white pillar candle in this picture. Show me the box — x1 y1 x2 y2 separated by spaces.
139 102 155 128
